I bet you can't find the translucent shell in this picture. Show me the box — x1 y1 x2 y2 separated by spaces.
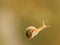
26 26 37 39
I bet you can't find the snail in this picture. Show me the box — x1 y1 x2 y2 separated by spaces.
25 20 50 40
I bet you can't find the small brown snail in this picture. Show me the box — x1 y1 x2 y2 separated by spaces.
25 20 50 40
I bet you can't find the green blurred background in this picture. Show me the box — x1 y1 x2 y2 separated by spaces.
0 0 60 45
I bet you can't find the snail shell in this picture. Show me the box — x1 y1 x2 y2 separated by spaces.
26 26 37 39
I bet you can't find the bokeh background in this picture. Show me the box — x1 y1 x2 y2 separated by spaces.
0 0 60 45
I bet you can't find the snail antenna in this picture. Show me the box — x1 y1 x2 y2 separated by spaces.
42 19 50 27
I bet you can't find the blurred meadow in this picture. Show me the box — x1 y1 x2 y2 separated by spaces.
0 0 60 45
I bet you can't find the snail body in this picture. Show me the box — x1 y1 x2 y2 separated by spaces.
25 20 50 40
